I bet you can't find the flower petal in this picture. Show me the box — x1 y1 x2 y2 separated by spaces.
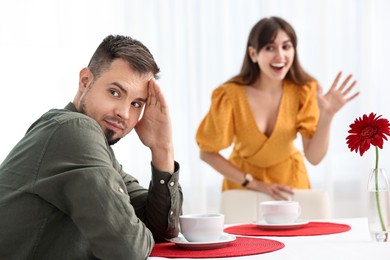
346 113 390 156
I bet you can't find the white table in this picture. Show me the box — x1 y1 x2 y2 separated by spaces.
148 218 390 260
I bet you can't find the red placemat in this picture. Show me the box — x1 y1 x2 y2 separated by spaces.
149 237 284 258
224 222 351 237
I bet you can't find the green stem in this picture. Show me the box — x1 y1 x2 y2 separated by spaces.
374 147 386 235
375 146 379 169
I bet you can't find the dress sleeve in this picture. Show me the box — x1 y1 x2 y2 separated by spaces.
196 86 234 152
297 81 320 137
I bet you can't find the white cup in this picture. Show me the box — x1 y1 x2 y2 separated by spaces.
179 213 224 242
259 201 301 224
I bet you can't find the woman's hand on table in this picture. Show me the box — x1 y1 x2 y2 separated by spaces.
247 180 294 200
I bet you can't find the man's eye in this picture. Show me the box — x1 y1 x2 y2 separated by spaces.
110 90 120 97
131 102 143 108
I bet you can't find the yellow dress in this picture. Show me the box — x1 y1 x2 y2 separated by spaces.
196 80 319 191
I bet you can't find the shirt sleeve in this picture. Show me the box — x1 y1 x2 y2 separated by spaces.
297 81 320 137
32 117 155 260
117 160 182 242
196 86 235 152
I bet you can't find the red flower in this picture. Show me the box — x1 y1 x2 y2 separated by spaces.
346 113 390 156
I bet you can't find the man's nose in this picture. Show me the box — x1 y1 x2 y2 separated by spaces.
115 104 130 119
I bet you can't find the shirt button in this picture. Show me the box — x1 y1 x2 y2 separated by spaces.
169 181 175 186
170 211 174 215
118 187 124 193
160 179 165 185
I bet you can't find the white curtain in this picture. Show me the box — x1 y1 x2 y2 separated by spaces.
1 0 389 218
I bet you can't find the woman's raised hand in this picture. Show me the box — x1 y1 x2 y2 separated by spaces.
317 71 360 117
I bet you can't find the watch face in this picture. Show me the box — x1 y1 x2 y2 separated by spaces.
242 173 253 187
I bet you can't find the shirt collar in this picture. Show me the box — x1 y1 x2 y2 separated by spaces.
64 102 78 112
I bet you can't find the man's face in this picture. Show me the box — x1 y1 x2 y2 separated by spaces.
77 59 150 145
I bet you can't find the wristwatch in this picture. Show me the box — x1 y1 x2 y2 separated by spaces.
241 173 253 187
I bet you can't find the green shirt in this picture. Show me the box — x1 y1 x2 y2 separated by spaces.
0 103 183 260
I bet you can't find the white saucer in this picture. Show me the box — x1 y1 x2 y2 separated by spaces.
256 219 309 230
170 233 236 250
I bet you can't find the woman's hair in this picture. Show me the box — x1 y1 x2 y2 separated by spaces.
87 35 160 80
229 16 314 86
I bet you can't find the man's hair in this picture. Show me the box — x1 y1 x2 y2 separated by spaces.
87 35 160 79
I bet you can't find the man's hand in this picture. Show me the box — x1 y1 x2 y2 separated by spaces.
135 78 174 173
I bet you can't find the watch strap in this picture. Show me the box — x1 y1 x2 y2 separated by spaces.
241 179 250 187
241 173 253 187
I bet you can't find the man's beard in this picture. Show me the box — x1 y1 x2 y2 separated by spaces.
79 98 121 146
105 129 121 145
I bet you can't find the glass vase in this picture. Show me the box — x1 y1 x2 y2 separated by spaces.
367 168 390 242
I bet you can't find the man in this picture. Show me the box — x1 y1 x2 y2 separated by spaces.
0 35 183 259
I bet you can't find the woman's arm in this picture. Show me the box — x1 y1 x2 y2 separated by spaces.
200 151 293 200
303 71 359 164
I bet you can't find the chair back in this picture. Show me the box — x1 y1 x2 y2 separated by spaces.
220 189 331 224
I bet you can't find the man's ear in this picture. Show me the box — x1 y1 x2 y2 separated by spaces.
78 67 93 92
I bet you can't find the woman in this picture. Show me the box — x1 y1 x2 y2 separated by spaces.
195 16 359 200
